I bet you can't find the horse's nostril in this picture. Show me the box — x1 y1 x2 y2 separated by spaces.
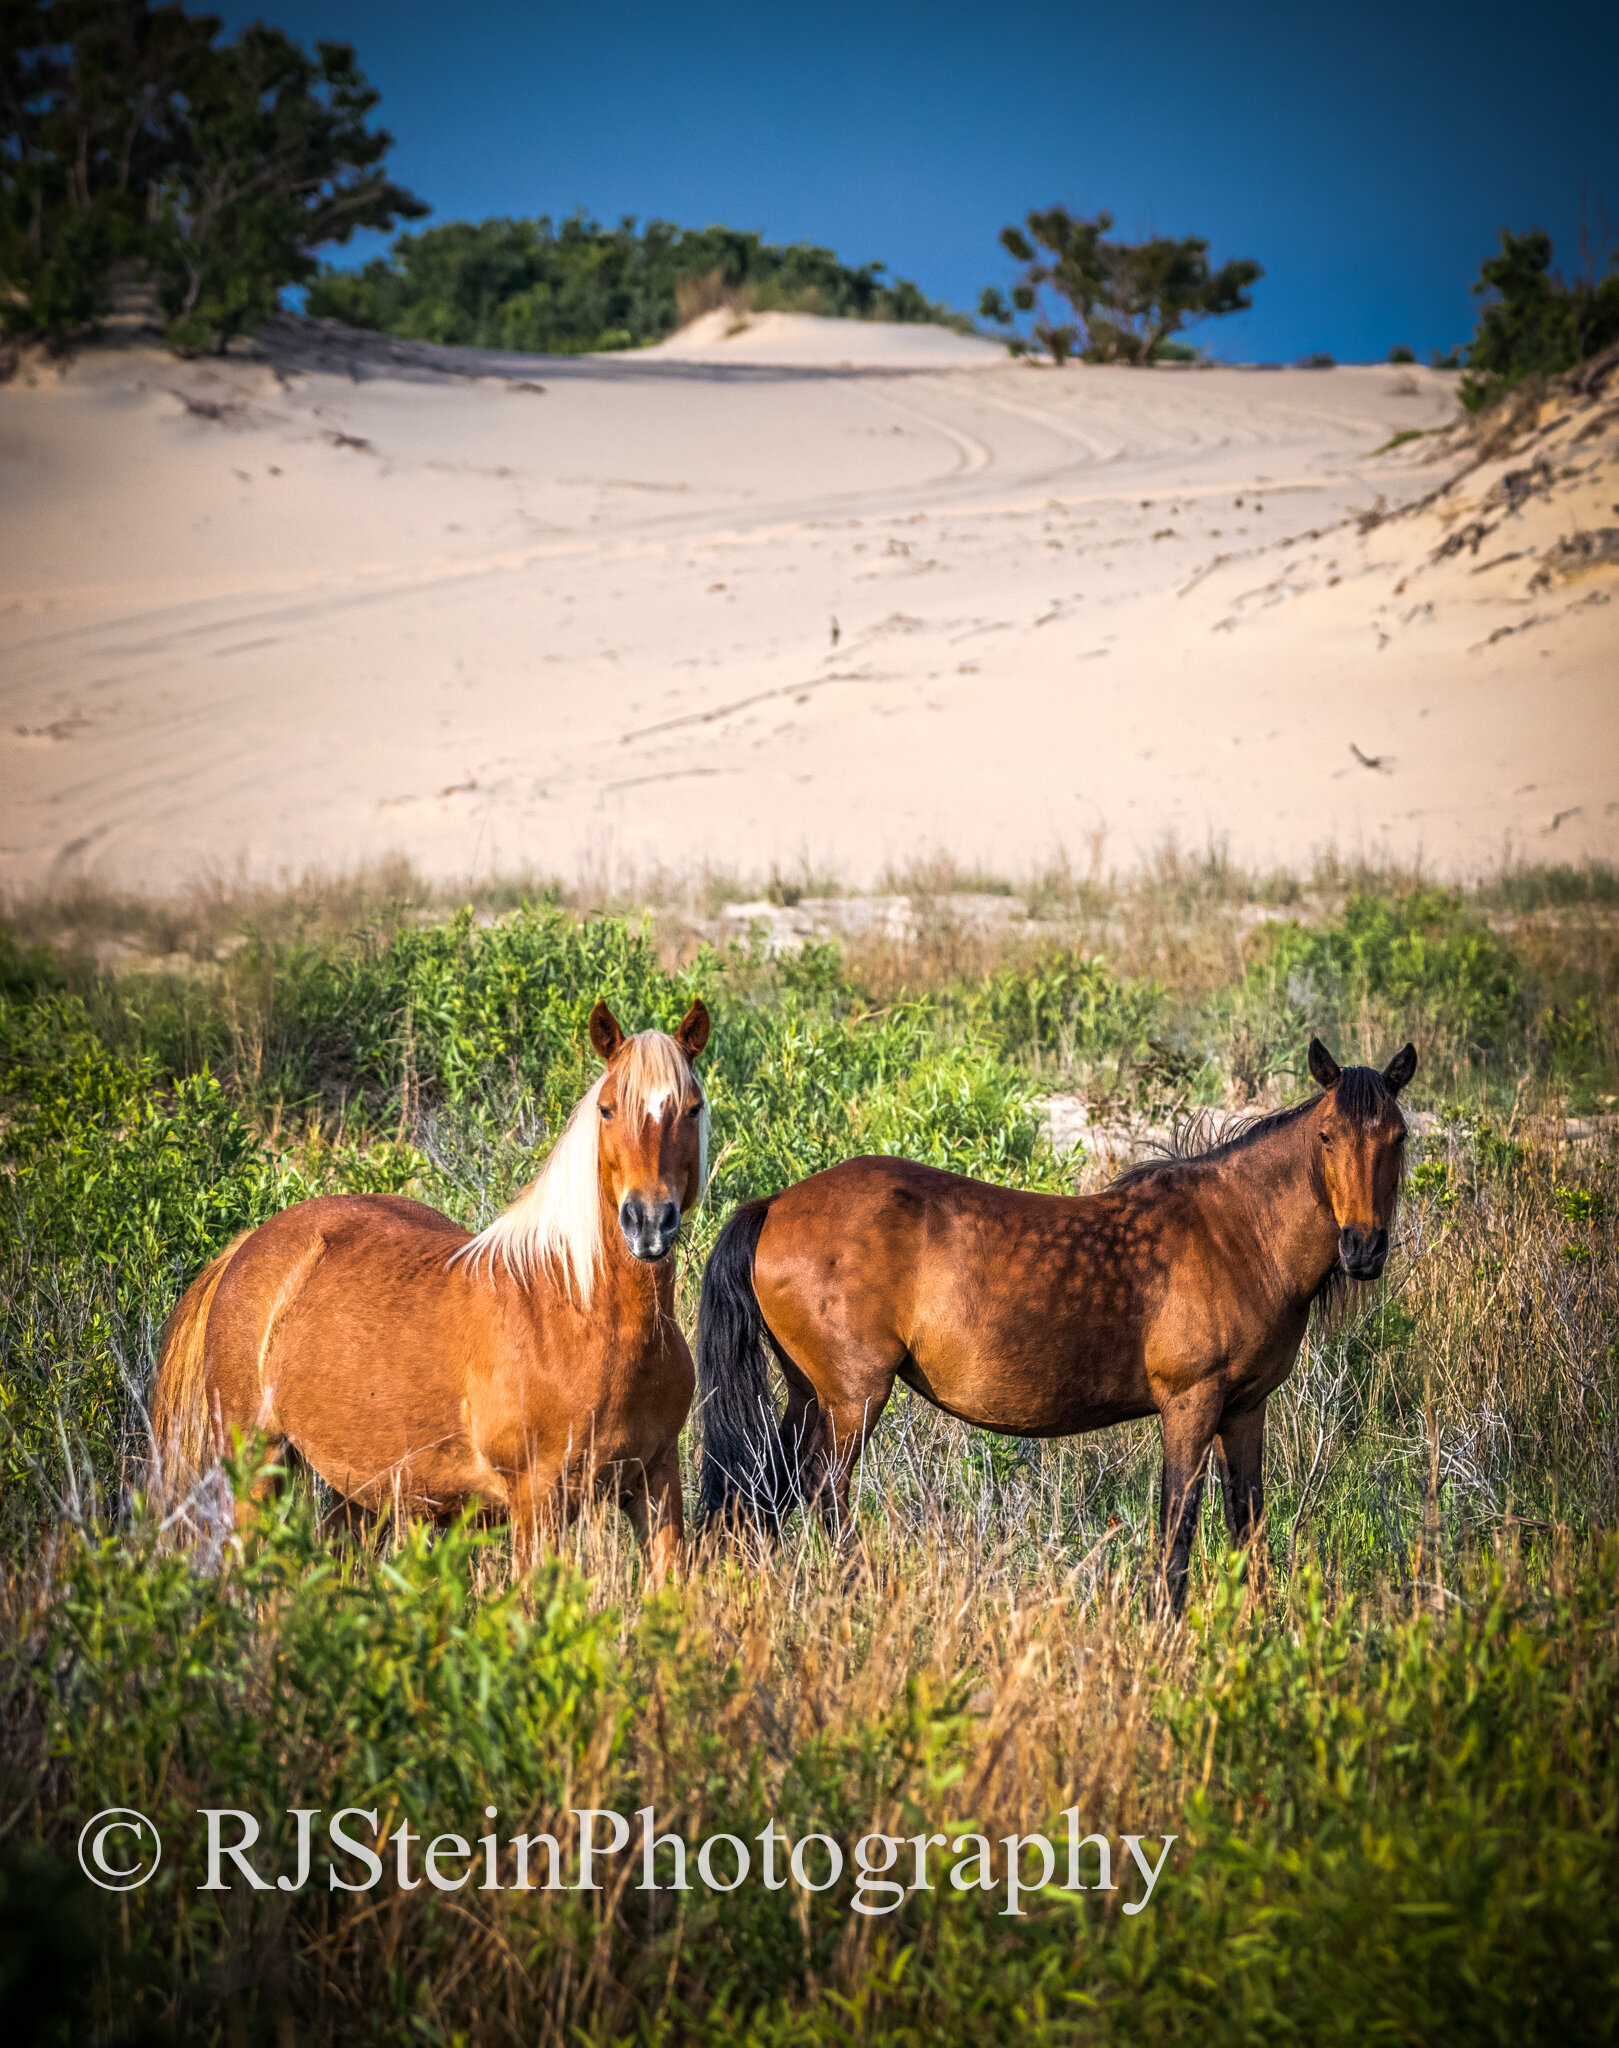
619 1197 678 1258
1340 1225 1388 1274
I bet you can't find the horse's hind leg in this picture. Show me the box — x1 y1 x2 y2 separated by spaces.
1157 1385 1223 1617
320 1489 386 1548
805 1390 892 1544
776 1358 820 1528
1214 1402 1269 1595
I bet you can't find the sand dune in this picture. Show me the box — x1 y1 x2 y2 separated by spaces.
644 306 1007 368
1 314 1613 894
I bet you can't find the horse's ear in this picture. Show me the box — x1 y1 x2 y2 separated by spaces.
675 998 711 1060
588 1001 624 1064
1307 1037 1341 1090
1383 1042 1417 1095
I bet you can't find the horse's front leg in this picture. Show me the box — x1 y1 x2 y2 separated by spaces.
620 1441 686 1584
1156 1383 1223 1617
507 1455 565 1576
1214 1400 1269 1596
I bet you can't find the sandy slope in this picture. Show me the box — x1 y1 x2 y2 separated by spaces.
644 306 1006 368
1 315 1613 894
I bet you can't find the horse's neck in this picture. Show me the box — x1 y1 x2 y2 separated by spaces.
603 1241 676 1329
1226 1115 1339 1307
492 1196 672 1332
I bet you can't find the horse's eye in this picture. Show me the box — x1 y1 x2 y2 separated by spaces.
687 1100 703 1119
599 1104 614 1122
1320 1130 1332 1146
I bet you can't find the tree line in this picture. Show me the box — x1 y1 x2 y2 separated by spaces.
305 217 967 356
0 0 958 357
979 203 1618 396
2 0 1613 391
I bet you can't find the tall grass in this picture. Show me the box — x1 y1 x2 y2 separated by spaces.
1 861 1617 2040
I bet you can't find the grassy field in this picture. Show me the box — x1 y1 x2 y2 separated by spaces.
2 854 1617 2043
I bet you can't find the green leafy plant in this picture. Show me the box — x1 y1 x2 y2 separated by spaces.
1232 887 1528 1076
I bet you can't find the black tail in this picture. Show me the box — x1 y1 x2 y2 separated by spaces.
696 1199 793 1534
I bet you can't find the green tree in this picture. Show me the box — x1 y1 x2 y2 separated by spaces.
157 22 426 349
981 206 1262 363
1 0 207 336
1460 224 1619 410
0 0 424 353
307 214 967 356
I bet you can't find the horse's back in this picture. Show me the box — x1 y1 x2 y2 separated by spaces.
245 1190 466 1253
207 1192 469 1357
757 1152 1107 1276
761 1153 1071 1234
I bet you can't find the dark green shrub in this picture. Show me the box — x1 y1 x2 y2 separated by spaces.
1460 226 1619 411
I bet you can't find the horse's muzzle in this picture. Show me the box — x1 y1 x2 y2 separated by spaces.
620 1196 681 1262
1339 1226 1388 1281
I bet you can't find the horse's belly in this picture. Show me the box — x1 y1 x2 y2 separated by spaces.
900 1352 1155 1437
906 1274 1156 1433
273 1320 504 1513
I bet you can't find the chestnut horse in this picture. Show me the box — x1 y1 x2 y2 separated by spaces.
697 1036 1415 1610
152 1000 711 1578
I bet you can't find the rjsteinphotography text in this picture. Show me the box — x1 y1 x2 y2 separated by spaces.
87 1806 1177 1920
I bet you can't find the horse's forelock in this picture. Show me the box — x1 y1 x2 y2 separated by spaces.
617 1030 693 1127
1331 1064 1395 1126
454 1030 705 1305
627 1029 709 1190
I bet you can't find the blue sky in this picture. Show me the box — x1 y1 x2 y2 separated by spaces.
215 0 1619 362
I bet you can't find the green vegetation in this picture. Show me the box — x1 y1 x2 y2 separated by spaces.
0 2 962 361
5 1490 1616 2045
980 207 1261 364
0 0 424 354
2 854 1617 2040
1460 224 1619 411
305 215 969 354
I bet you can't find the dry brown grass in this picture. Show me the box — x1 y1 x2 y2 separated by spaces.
673 270 758 329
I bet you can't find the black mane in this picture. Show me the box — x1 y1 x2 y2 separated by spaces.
1110 1065 1395 1189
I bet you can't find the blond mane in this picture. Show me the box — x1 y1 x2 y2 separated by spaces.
453 1030 708 1307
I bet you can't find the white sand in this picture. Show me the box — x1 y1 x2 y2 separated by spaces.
1 316 1614 895
644 306 1007 368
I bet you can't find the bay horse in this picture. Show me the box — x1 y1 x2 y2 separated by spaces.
151 999 711 1579
697 1036 1415 1611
